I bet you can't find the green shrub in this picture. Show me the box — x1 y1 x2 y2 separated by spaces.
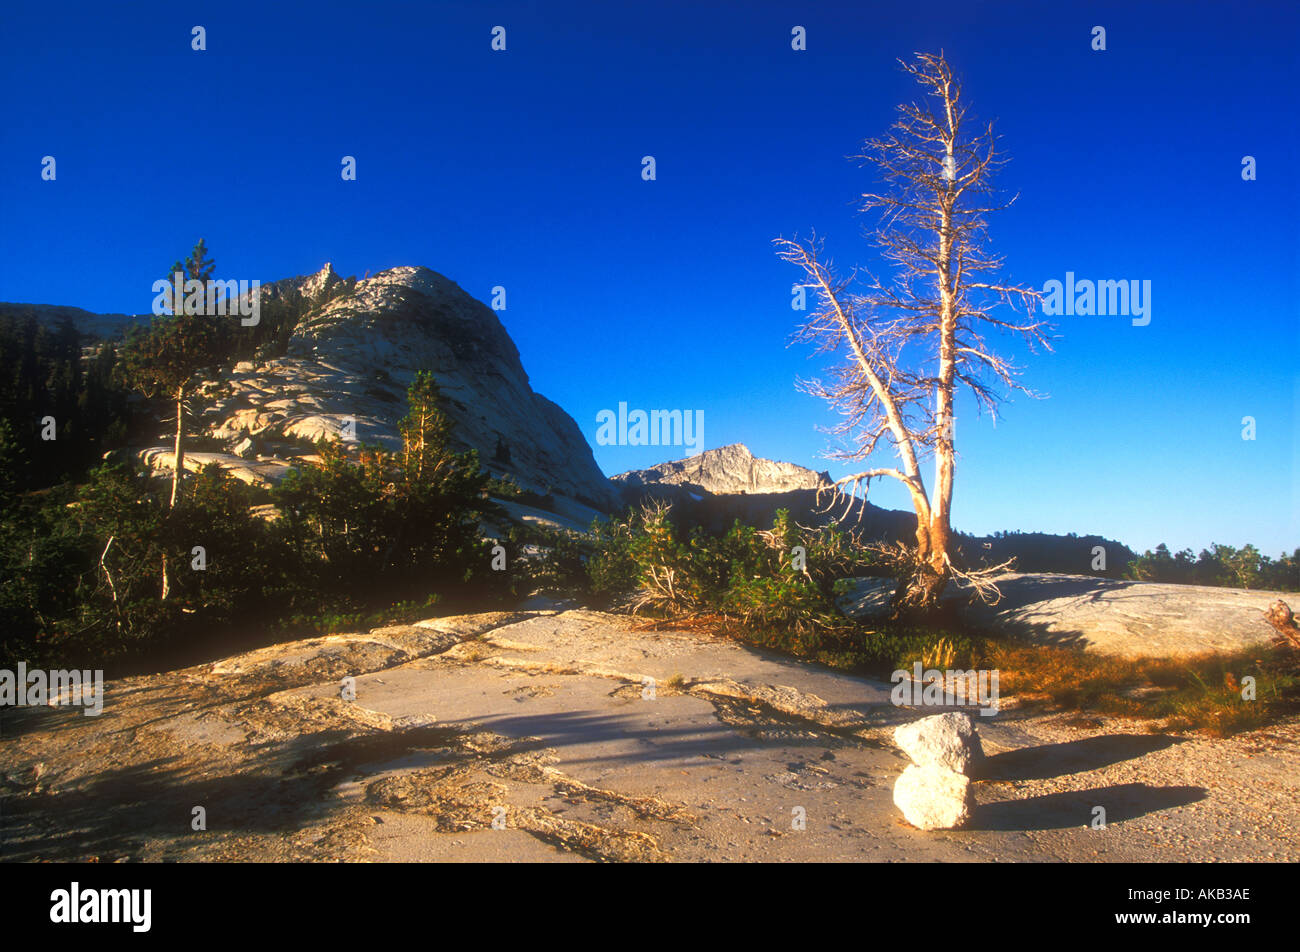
578 502 873 634
586 511 640 602
0 371 507 671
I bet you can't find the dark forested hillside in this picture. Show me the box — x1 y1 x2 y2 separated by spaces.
0 312 132 492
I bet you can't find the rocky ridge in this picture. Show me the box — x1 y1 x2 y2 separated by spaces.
151 264 616 511
612 443 832 496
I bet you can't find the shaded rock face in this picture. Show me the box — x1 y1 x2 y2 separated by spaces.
188 265 616 511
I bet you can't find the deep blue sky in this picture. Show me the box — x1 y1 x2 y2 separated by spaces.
2 1 1296 556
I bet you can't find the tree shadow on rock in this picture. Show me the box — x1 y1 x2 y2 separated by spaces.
0 722 476 862
976 733 1186 782
968 782 1206 832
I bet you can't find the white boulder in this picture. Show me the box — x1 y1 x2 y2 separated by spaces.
893 764 972 831
894 711 984 775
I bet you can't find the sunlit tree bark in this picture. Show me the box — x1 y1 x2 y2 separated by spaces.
776 52 1050 614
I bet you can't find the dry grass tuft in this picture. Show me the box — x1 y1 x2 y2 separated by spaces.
984 641 1300 736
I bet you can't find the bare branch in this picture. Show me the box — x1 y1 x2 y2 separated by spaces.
777 51 1049 611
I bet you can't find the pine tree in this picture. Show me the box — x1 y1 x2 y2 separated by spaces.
166 239 215 292
398 371 454 484
120 240 231 597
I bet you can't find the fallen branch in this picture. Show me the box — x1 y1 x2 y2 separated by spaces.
942 552 1016 606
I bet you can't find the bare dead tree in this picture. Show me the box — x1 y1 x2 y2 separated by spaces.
775 51 1050 614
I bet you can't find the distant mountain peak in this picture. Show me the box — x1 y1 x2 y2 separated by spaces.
299 262 340 299
613 443 831 496
713 442 753 457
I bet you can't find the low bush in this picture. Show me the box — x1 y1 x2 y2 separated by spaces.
0 372 511 672
582 501 873 634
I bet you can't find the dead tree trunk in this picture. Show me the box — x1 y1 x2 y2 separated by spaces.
777 51 1048 615
169 385 185 509
161 385 185 600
